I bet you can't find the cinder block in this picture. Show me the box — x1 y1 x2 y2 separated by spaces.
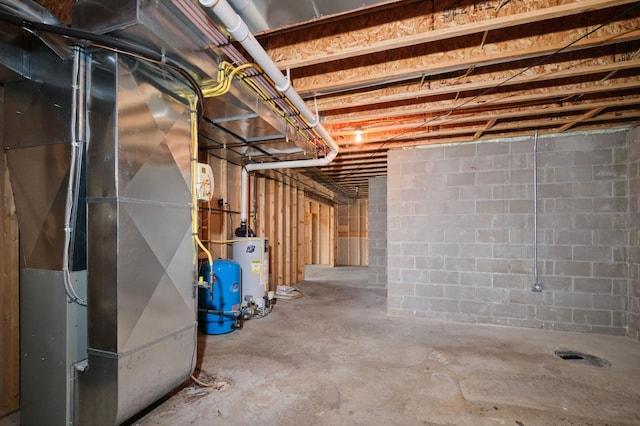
573 246 611 262
460 300 492 316
612 279 628 295
400 268 429 283
430 243 460 257
555 198 593 214
573 181 612 197
492 244 529 259
444 285 476 300
494 303 526 318
445 172 476 186
400 296 429 311
415 284 444 298
593 294 627 310
554 291 593 309
460 185 492 200
509 200 534 214
508 229 532 244
460 272 493 287
593 262 627 279
554 261 592 277
553 166 593 183
387 269 401 282
477 140 509 156
510 140 532 154
444 228 476 243
476 258 510 273
444 257 476 272
573 278 612 294
476 200 507 214
388 255 415 268
476 170 509 185
555 230 593 245
415 256 444 270
431 158 461 173
508 289 544 305
594 197 628 213
492 274 529 288
539 276 572 291
506 259 533 274
538 245 572 260
430 270 460 285
572 309 612 325
388 282 415 296
461 156 492 171
593 164 627 180
400 242 430 256
387 294 403 309
510 169 534 187
538 183 573 198
444 143 476 158
459 243 491 258
537 306 573 322
478 229 509 243
430 298 461 313
476 287 508 302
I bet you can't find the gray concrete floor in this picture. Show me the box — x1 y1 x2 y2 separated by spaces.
132 265 640 426
3 266 640 425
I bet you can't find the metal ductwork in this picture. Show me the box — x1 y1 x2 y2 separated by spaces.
76 52 197 425
2 0 341 423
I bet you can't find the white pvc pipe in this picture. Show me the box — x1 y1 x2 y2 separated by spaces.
200 0 340 225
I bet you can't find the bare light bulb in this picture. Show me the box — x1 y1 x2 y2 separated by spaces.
355 129 363 143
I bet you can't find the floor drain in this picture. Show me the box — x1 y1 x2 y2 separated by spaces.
554 349 611 368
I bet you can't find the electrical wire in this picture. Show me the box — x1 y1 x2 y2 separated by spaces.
0 10 205 116
61 45 87 306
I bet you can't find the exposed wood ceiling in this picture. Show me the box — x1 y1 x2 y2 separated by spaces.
33 0 640 200
255 0 640 198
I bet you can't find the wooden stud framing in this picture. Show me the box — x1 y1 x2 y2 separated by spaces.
1 152 19 417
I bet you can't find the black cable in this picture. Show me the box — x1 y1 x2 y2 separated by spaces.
0 10 205 116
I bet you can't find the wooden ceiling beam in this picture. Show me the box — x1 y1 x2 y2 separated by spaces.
557 107 607 132
312 57 640 113
325 165 388 175
266 0 636 70
330 100 640 148
335 109 640 153
292 19 640 95
323 76 640 124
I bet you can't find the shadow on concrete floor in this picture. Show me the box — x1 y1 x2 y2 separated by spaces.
131 281 640 426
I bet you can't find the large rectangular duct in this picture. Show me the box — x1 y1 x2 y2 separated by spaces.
77 52 197 425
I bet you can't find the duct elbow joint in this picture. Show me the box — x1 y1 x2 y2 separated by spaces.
199 0 219 7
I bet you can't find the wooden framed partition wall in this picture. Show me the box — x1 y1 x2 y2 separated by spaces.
304 199 335 266
198 153 320 289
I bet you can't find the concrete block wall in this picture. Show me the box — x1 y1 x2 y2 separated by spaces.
368 176 387 286
387 129 632 335
629 127 640 339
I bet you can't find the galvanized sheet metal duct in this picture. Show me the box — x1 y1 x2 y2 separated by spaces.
78 53 197 425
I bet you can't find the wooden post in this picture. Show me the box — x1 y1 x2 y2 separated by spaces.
297 190 305 282
283 178 291 285
1 152 20 417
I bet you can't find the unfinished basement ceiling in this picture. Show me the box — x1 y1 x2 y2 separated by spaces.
32 0 640 199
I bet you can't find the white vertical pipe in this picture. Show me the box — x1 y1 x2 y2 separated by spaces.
200 0 340 226
532 129 542 292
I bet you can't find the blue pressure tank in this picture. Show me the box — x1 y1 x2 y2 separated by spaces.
198 259 242 335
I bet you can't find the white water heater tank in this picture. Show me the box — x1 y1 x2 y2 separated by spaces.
232 237 269 304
